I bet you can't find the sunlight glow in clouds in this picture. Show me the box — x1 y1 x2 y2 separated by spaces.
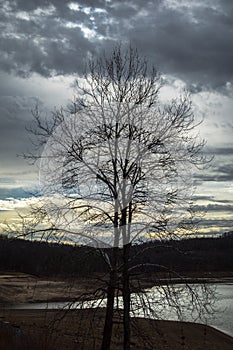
0 0 232 238
0 197 38 211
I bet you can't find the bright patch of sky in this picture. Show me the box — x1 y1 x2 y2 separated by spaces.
0 197 38 211
65 22 99 39
68 2 106 15
0 0 232 237
67 2 106 39
15 5 56 21
164 0 219 11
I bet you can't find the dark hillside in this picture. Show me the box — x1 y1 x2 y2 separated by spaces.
0 234 232 277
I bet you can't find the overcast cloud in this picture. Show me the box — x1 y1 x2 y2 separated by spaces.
0 0 232 234
0 0 232 88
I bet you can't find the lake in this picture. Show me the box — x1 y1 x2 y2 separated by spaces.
5 283 233 337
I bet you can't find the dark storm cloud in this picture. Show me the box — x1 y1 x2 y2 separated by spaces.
199 218 233 228
193 195 215 202
126 2 233 89
0 0 94 77
193 195 233 204
0 0 232 88
215 164 233 181
205 147 233 156
193 145 233 183
195 162 233 182
193 203 233 212
0 187 31 200
0 95 43 165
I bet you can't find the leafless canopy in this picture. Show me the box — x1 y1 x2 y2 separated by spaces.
15 46 211 350
29 46 206 248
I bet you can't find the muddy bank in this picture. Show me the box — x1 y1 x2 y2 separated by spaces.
0 272 103 304
1 271 233 305
0 308 233 350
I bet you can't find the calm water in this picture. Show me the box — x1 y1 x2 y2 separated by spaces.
5 283 233 337
210 283 233 336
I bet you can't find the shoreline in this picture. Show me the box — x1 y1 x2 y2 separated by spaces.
1 270 233 305
0 308 232 350
1 272 233 349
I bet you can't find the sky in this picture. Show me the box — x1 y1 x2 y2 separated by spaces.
0 0 233 237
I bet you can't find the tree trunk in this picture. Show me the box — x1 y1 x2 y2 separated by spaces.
101 247 118 350
122 242 131 350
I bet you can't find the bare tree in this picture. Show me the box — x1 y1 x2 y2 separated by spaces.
16 46 211 349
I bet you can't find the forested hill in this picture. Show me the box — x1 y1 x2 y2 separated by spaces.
0 234 232 277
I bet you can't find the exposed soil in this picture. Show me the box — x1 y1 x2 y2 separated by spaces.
0 308 233 350
0 272 104 304
1 271 233 305
0 272 233 349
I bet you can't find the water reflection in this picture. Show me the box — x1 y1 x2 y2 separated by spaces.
5 283 233 337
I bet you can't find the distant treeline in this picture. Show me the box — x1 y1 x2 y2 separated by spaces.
0 234 232 277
